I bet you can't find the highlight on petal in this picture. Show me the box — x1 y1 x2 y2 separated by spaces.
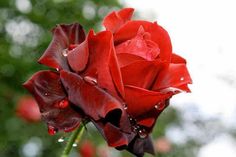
60 70 125 125
114 20 172 63
103 8 134 33
83 30 124 98
124 85 171 117
115 26 160 61
38 23 86 70
23 70 82 132
121 60 166 89
152 63 192 92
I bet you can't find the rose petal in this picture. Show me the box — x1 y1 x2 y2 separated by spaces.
121 60 166 89
152 63 192 91
67 36 89 72
171 53 186 64
127 136 155 157
83 30 124 97
60 70 124 123
115 26 160 61
114 21 172 63
124 85 171 117
38 23 85 70
103 8 134 33
23 70 82 132
116 53 145 67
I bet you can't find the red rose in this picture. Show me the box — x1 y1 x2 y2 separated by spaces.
16 95 41 122
23 8 192 156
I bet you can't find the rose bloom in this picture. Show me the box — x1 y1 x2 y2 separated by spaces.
16 95 41 122
23 8 192 156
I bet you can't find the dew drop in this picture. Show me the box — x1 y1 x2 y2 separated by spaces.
180 77 184 81
84 76 97 85
44 93 49 96
62 49 68 57
48 126 57 135
72 143 77 147
124 104 128 110
138 129 147 138
154 105 159 109
58 137 65 143
57 99 69 109
56 68 59 72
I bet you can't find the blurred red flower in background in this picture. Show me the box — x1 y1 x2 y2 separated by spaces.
79 140 96 157
16 95 41 122
23 8 192 156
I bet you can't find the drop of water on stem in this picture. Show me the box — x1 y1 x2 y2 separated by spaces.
58 137 65 143
72 143 77 147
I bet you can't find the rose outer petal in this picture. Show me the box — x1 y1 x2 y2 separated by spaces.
23 70 82 132
38 23 85 70
121 60 166 89
82 30 124 98
103 8 134 33
124 85 171 117
152 63 192 92
114 21 172 63
67 37 89 73
60 70 125 125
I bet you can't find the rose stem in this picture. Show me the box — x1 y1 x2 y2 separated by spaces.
60 125 85 157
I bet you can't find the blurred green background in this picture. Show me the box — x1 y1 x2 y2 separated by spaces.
0 0 202 157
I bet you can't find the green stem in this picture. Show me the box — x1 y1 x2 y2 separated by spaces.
60 125 84 157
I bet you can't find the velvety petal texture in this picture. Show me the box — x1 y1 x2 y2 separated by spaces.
23 71 82 132
38 23 85 70
23 8 192 157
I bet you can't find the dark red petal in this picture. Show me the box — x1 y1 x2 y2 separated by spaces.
67 37 89 72
152 63 192 91
121 60 166 89
127 136 155 157
38 23 85 70
92 120 135 148
60 70 124 122
83 30 124 98
115 26 160 61
23 71 82 132
171 53 186 64
104 123 129 147
103 8 134 33
124 85 171 117
114 21 172 63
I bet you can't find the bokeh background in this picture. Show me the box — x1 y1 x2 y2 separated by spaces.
1 0 236 157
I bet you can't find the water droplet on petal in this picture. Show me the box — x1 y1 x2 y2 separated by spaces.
84 76 97 85
44 93 49 96
72 143 77 147
48 126 57 135
138 129 147 138
62 49 68 57
124 104 128 110
56 98 69 109
180 77 184 81
58 137 65 143
56 68 59 72
154 105 159 109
